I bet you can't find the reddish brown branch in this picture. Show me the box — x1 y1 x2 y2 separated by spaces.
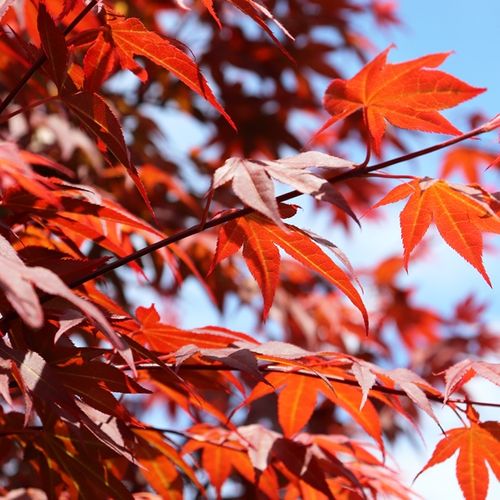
68 119 499 289
0 121 497 331
128 361 500 409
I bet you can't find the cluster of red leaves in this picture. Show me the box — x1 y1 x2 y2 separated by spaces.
0 0 499 499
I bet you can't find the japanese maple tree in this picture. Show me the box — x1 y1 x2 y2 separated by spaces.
0 1 498 499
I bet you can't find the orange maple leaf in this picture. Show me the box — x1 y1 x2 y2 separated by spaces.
134 429 205 496
107 17 235 128
211 214 368 329
416 421 500 500
242 370 383 445
440 146 498 184
318 47 485 154
374 178 500 285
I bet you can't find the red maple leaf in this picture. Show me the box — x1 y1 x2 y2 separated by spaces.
374 178 500 285
317 47 485 154
417 419 500 500
211 214 368 329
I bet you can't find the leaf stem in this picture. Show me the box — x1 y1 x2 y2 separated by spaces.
355 140 372 169
365 172 416 180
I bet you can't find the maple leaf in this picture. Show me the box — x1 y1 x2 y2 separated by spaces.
41 433 132 498
184 434 253 498
318 47 485 154
440 146 498 183
135 304 256 353
37 3 69 91
372 0 401 26
442 359 500 402
62 91 156 219
213 151 357 227
83 30 117 92
107 16 235 128
134 429 204 496
1 0 498 496
2 188 171 276
184 424 282 498
0 343 135 462
211 215 368 329
227 0 294 59
0 141 59 204
257 371 383 446
382 368 439 424
200 0 222 28
374 178 500 285
55 360 148 421
416 421 500 500
351 360 441 424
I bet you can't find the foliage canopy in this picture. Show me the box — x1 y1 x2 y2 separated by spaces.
0 1 499 498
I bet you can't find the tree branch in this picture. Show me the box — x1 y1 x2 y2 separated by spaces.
128 361 500 409
68 118 499 289
0 120 497 331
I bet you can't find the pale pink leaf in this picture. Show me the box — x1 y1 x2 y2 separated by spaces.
234 424 280 471
214 151 356 225
0 235 43 328
444 359 500 402
201 347 264 381
386 368 439 424
236 340 312 359
352 362 376 410
214 157 283 227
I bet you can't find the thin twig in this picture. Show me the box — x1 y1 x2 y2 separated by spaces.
0 96 61 124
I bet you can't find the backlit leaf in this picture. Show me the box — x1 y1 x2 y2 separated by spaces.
417 421 500 500
443 360 500 402
63 91 155 219
374 178 500 285
211 215 367 328
108 17 235 128
319 47 485 153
